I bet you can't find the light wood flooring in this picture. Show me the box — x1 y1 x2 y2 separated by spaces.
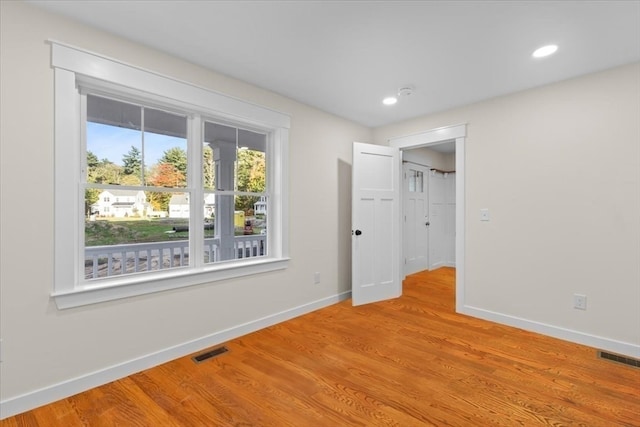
2 268 639 426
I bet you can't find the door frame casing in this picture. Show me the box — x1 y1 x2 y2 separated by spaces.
389 124 466 313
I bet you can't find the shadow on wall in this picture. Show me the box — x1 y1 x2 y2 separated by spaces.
338 159 352 293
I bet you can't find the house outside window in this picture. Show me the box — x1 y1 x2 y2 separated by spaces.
52 42 290 308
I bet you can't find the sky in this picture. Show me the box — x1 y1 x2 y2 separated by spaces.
87 122 186 167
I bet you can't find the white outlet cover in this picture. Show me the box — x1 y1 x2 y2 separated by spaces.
573 294 587 310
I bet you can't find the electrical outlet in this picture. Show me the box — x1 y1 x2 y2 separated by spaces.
313 272 320 284
573 294 587 310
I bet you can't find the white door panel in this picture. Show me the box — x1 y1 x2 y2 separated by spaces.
429 171 456 269
403 163 429 276
429 171 446 269
352 142 400 306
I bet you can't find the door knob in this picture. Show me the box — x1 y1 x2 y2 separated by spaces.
355 229 362 236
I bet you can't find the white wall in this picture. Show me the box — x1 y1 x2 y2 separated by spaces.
402 146 451 170
0 1 370 415
375 63 640 355
443 152 455 171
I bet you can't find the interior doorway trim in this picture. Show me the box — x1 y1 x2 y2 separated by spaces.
389 123 466 313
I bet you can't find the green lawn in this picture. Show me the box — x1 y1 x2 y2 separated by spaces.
85 218 190 246
85 218 260 246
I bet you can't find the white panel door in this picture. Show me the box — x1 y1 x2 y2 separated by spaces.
403 163 430 276
352 142 400 306
429 171 447 269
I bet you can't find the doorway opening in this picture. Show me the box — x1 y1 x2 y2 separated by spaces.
389 124 466 312
402 143 456 277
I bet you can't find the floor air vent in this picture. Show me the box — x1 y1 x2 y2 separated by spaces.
598 351 640 368
192 346 229 363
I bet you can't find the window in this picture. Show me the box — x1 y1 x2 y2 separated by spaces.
408 169 424 193
52 42 290 308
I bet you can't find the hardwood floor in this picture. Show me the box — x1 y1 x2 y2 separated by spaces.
3 268 639 426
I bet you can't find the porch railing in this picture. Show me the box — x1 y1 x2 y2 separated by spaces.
85 235 266 279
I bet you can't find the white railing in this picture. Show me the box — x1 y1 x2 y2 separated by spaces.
85 235 266 279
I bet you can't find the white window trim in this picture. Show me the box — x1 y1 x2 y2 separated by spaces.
51 41 290 309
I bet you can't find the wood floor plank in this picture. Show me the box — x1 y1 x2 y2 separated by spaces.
32 399 81 427
3 267 639 426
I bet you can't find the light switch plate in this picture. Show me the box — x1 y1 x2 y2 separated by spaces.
480 208 490 221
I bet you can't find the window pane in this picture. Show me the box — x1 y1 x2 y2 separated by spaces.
409 170 416 192
203 121 267 192
204 195 267 264
203 121 268 265
86 96 142 185
236 129 266 193
87 95 143 185
203 121 235 191
144 107 188 188
86 95 187 188
407 169 424 193
84 190 191 280
203 143 216 190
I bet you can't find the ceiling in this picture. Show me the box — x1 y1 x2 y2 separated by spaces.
29 1 640 128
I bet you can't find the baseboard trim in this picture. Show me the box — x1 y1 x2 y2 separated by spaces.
460 305 640 359
0 291 352 420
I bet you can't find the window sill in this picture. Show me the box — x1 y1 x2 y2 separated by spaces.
52 257 290 309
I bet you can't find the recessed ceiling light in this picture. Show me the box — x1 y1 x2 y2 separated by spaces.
383 96 398 106
532 44 558 58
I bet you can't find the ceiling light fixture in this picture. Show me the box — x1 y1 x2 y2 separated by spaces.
532 44 558 58
382 85 415 106
382 96 398 106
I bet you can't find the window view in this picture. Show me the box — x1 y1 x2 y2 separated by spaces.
83 95 268 280
52 42 289 307
202 122 267 264
84 95 189 279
